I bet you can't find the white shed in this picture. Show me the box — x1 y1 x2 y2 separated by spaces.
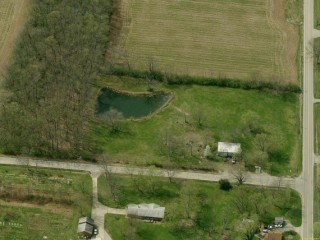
126 203 165 221
217 142 241 157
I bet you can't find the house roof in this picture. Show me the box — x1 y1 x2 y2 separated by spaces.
127 203 165 219
264 232 282 240
217 142 241 153
274 217 284 224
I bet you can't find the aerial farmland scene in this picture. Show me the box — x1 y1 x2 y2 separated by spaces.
0 0 319 239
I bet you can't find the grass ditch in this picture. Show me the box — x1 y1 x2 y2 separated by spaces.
99 174 301 240
315 165 320 238
315 0 320 29
0 165 92 239
316 104 320 154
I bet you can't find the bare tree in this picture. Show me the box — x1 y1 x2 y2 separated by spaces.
100 107 124 133
233 168 246 185
238 215 259 240
254 133 269 152
192 108 206 127
101 156 120 203
180 102 190 123
166 169 176 183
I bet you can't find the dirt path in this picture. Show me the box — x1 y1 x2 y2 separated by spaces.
0 0 30 76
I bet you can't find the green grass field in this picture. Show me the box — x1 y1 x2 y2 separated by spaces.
0 165 92 239
99 174 301 240
93 76 301 176
110 0 301 83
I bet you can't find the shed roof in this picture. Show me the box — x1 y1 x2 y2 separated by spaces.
78 217 94 225
77 222 94 235
127 203 165 219
77 217 95 235
217 142 241 153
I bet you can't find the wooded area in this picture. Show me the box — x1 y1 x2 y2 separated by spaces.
0 0 112 158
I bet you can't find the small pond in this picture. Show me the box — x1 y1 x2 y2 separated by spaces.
97 88 170 119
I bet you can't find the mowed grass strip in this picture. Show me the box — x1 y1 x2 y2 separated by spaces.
113 0 298 82
99 174 301 240
0 165 92 239
315 104 320 154
315 165 320 238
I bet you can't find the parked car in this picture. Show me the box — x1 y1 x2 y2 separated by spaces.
275 223 283 228
93 228 99 235
262 226 269 233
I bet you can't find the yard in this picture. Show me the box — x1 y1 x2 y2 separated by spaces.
99 174 302 240
93 76 301 176
109 0 301 83
0 165 92 239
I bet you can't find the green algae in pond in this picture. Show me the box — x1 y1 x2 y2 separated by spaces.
97 88 169 119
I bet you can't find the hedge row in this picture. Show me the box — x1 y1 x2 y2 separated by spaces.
110 68 302 93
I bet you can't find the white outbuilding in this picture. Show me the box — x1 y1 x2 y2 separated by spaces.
126 203 165 221
217 142 241 157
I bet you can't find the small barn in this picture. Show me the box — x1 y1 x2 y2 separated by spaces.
126 203 165 221
217 142 241 157
77 217 95 239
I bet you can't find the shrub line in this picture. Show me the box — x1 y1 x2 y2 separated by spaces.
109 68 302 94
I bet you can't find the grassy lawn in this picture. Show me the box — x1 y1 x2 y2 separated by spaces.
93 77 301 176
0 165 92 239
315 0 320 29
99 174 301 240
110 0 301 83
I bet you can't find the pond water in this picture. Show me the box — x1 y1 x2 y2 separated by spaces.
97 88 170 119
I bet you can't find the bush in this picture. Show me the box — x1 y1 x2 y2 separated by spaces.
219 179 233 191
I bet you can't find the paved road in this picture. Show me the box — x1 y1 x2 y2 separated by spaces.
302 0 315 238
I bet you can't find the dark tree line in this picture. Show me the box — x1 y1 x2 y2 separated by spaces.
0 0 113 158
